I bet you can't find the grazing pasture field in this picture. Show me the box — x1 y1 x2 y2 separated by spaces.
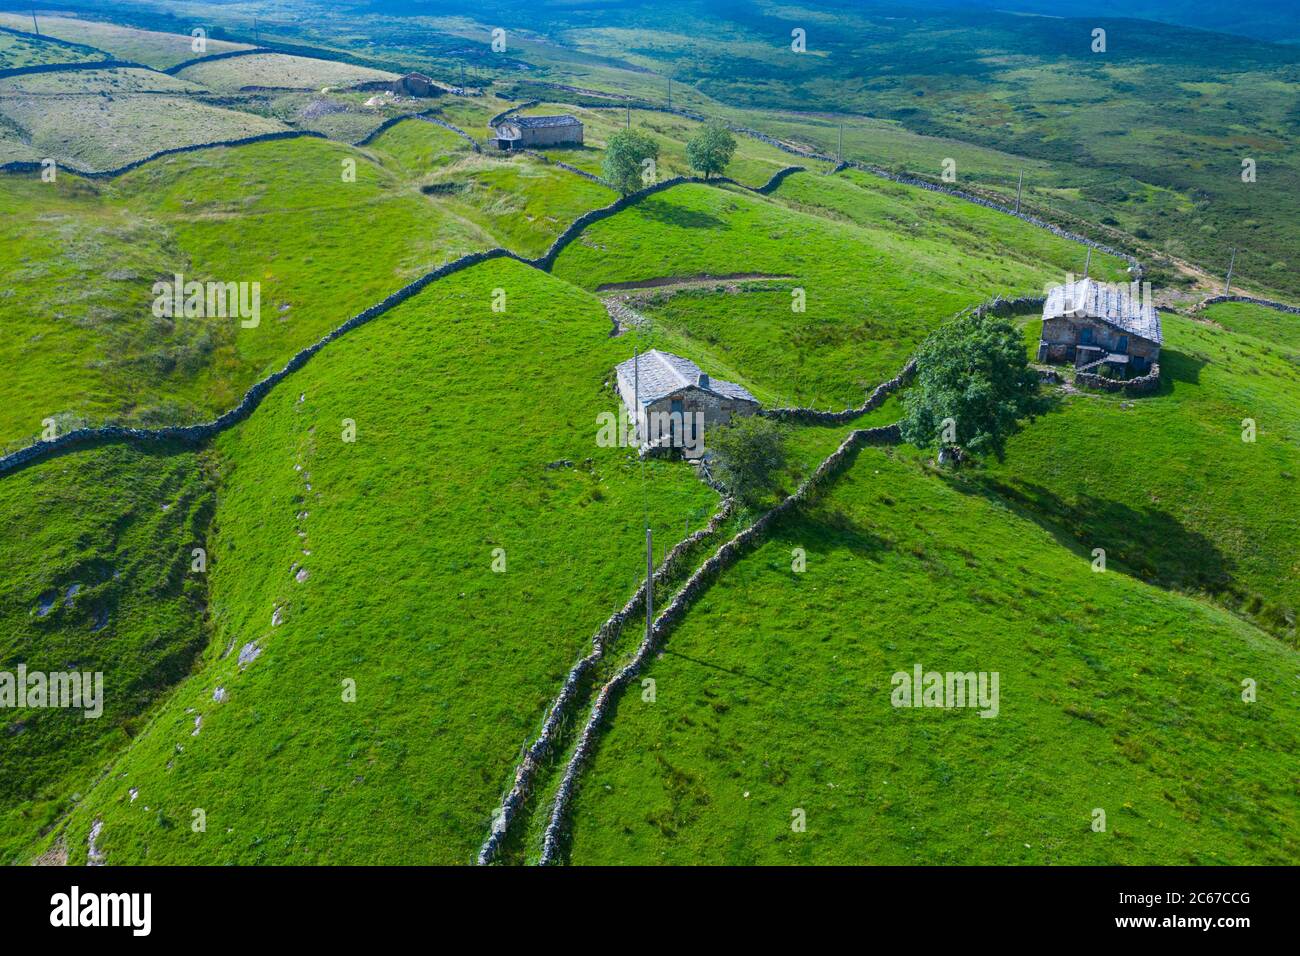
985 312 1300 642
553 178 1127 408
0 443 211 864
51 258 718 865
0 86 286 172
0 27 103 68
0 13 252 69
175 52 397 92
0 135 487 451
514 104 834 188
565 444 1300 865
419 152 616 258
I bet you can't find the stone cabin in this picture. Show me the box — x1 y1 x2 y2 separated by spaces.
1037 279 1162 378
393 72 441 97
616 350 759 455
493 114 583 150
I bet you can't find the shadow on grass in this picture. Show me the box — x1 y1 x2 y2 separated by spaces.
1155 348 1206 393
964 477 1236 596
637 197 727 230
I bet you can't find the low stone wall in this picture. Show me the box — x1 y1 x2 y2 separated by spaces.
0 58 148 79
352 110 481 151
0 129 326 179
752 165 804 194
764 358 916 424
487 100 540 129
1196 294 1300 316
537 420 901 864
1074 363 1161 395
163 48 267 76
477 498 735 865
517 148 607 185
0 247 512 477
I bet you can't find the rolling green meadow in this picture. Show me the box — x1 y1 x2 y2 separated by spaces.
0 3 1296 869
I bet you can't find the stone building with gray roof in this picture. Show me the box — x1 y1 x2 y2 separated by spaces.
615 350 759 456
493 114 583 149
1037 279 1162 378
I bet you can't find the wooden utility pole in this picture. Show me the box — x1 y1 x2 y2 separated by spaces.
1225 246 1237 293
667 76 672 110
31 10 39 35
626 105 630 129
837 123 843 162
1014 171 1023 214
645 527 654 642
1083 247 1092 280
460 62 465 90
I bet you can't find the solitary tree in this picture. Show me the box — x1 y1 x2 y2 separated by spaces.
602 129 660 195
900 312 1040 464
707 415 788 506
686 121 737 179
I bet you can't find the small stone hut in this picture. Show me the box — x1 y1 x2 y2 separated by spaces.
393 72 441 97
493 114 583 150
1038 279 1162 378
616 350 758 454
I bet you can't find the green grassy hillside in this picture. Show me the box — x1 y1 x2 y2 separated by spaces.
0 135 488 452
553 177 1127 408
0 443 211 863
565 444 1300 865
48 257 717 865
984 310 1300 642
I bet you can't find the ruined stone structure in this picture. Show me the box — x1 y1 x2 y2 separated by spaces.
1038 279 1161 379
392 72 441 97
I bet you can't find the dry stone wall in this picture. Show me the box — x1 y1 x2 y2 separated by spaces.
1196 294 1300 316
0 129 326 178
537 420 901 864
477 498 735 865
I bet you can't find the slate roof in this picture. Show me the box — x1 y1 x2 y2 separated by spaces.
616 350 758 405
510 114 581 129
1043 279 1162 345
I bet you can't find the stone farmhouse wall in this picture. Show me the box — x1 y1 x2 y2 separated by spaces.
1074 364 1161 395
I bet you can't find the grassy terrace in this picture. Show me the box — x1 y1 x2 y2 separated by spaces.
565 444 1300 865
50 257 718 865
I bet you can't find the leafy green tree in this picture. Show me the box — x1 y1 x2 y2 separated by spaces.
685 121 738 179
900 312 1040 463
602 129 660 195
707 414 788 506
